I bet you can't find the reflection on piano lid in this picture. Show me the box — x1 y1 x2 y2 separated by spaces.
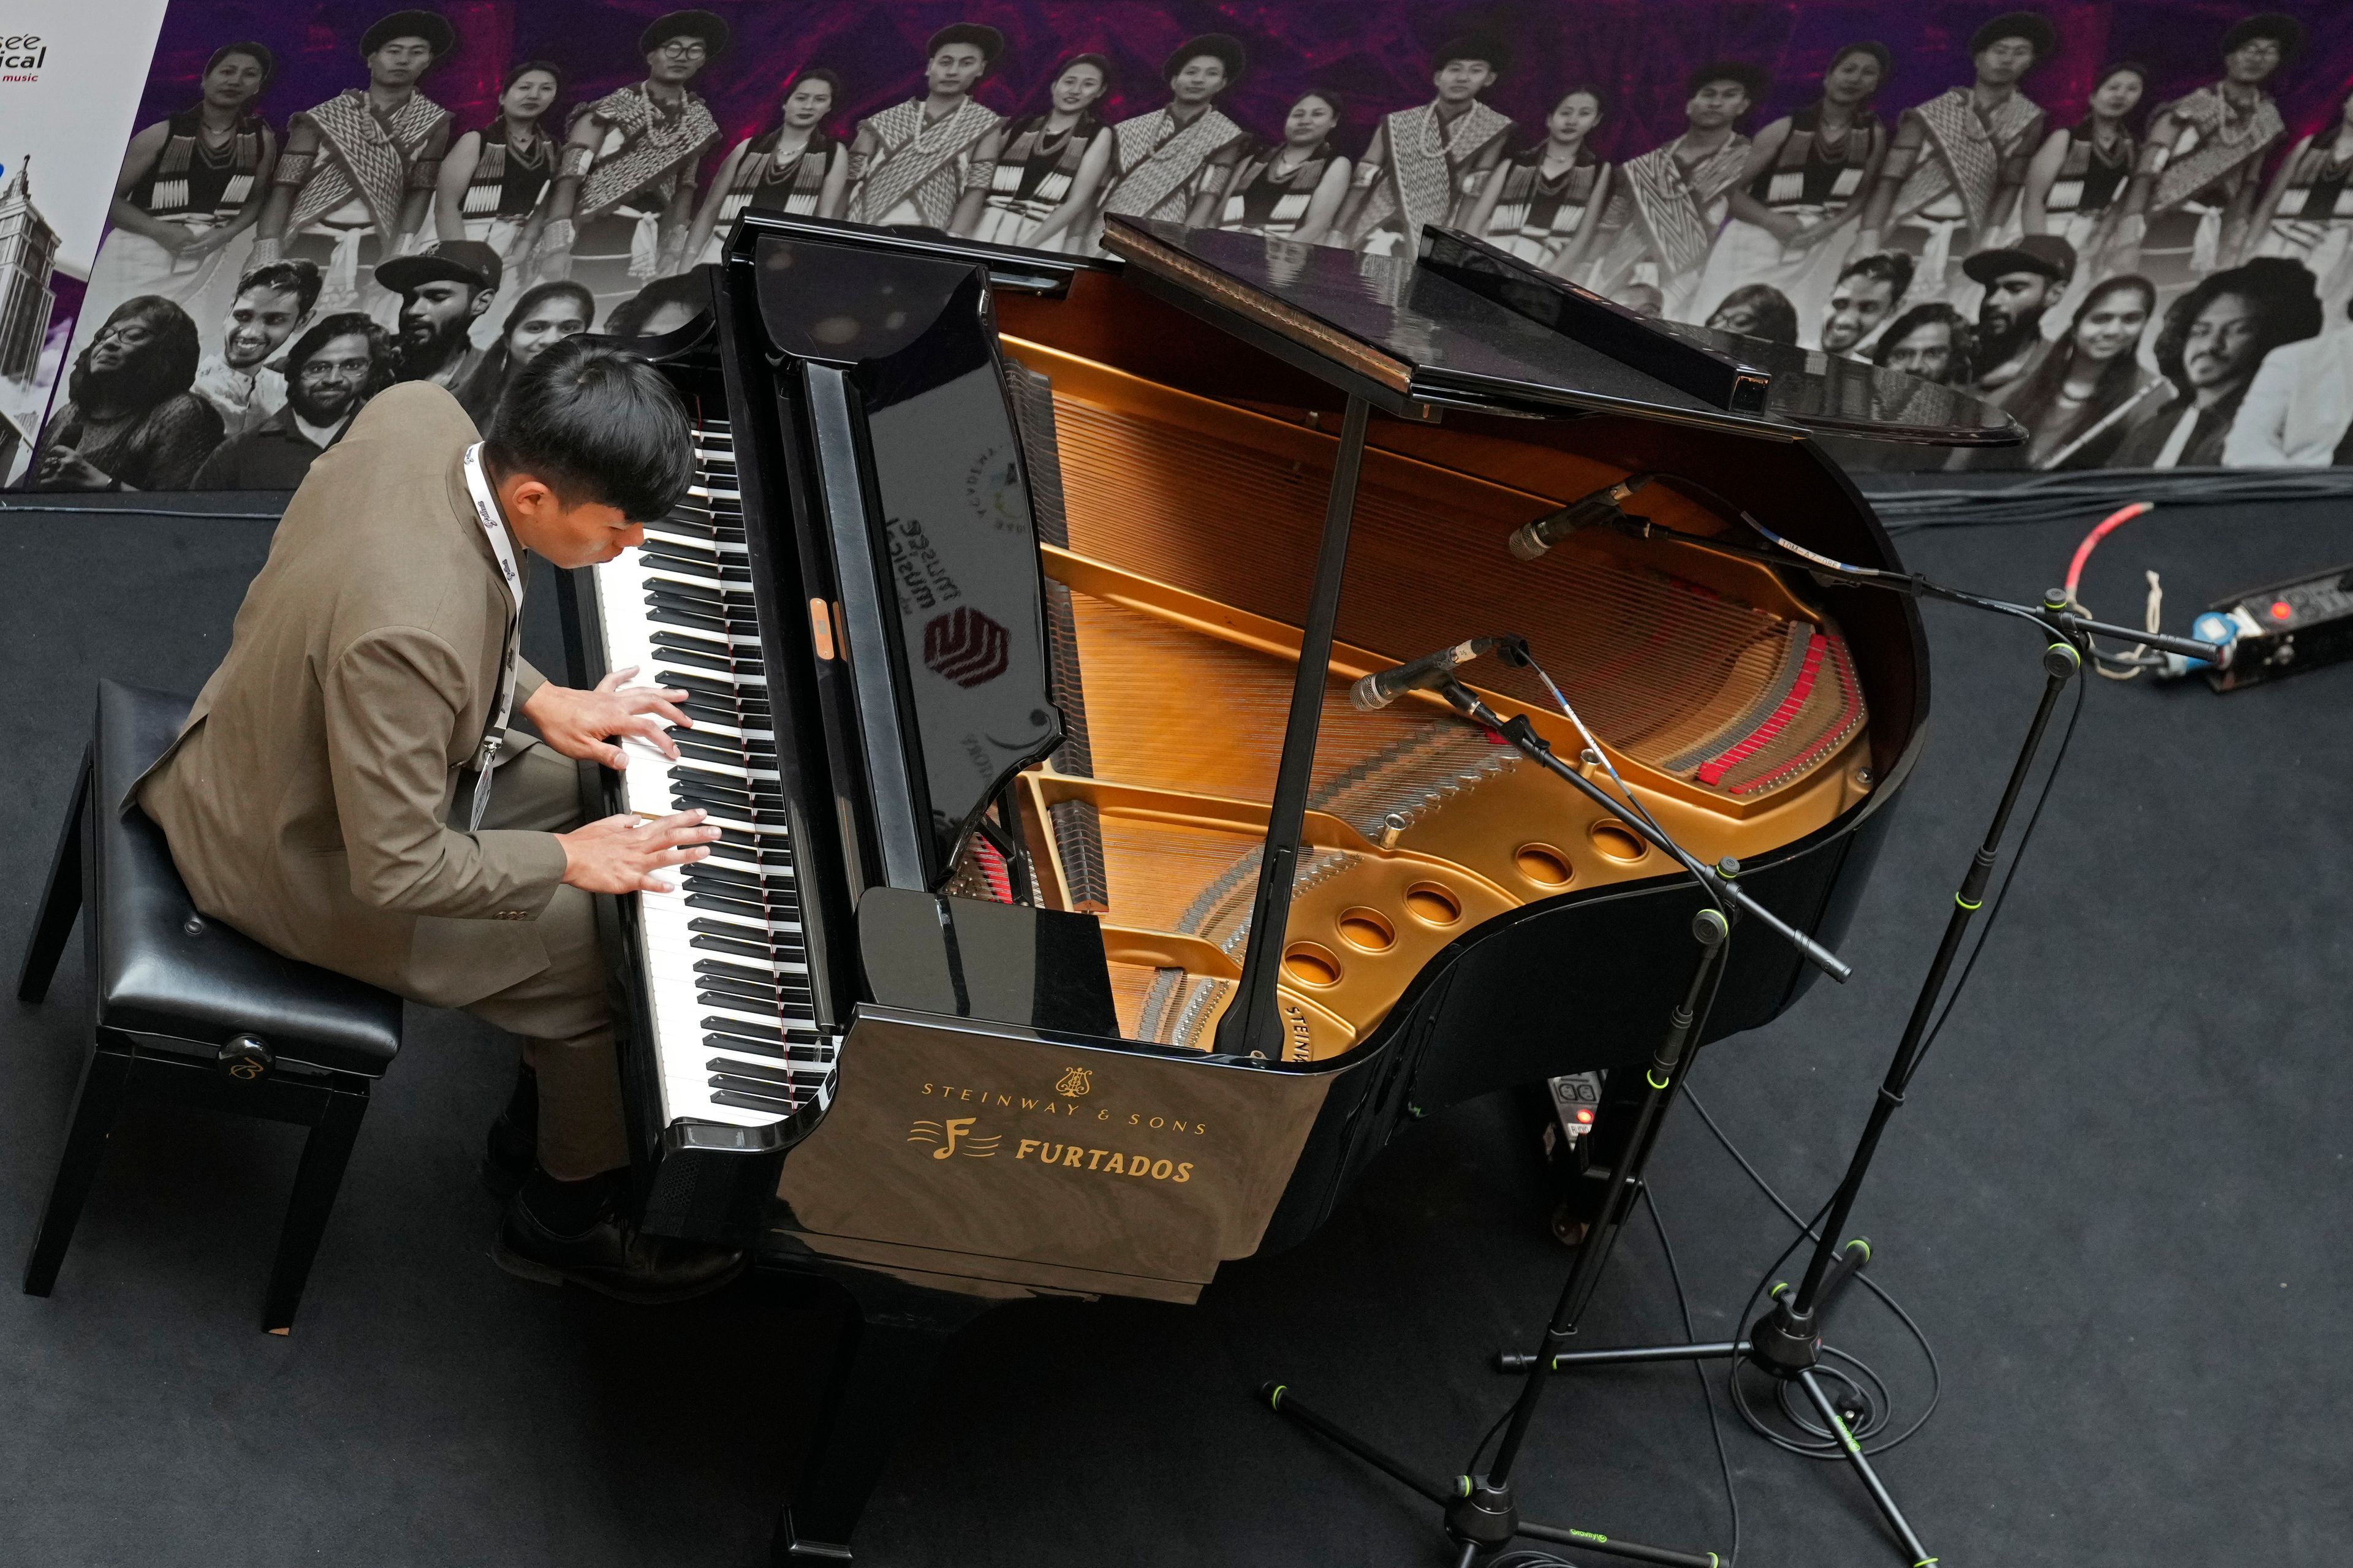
1102 217 2025 447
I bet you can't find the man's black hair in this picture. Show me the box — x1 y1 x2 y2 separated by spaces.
285 312 400 394
2149 256 2321 393
604 272 707 340
485 336 692 521
1836 248 1916 299
236 258 324 317
1871 302 1977 384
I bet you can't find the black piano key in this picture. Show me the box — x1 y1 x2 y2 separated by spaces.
711 1088 804 1115
676 698 748 727
684 881 798 915
682 862 769 892
659 671 746 701
650 629 737 659
692 958 789 987
691 933 785 961
686 891 772 922
649 593 758 629
698 982 806 1010
689 916 804 950
703 1016 785 1044
648 605 732 635
673 737 752 767
711 1058 828 1085
644 646 737 676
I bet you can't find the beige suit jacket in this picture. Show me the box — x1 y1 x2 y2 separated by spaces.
136 382 570 1008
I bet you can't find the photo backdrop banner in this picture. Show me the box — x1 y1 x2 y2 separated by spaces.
14 0 2353 494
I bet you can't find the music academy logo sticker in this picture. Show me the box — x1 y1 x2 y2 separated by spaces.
923 604 1010 687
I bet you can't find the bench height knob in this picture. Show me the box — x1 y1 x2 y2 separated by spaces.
219 1033 273 1080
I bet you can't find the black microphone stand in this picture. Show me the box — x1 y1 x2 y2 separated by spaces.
1483 504 2229 1564
1261 678 1851 1568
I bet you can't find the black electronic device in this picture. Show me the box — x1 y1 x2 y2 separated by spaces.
2196 564 2353 690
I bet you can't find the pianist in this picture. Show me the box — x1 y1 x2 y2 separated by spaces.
134 337 743 1303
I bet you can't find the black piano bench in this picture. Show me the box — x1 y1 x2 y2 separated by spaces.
14 680 403 1335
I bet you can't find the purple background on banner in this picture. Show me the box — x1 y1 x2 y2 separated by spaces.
131 2 2353 178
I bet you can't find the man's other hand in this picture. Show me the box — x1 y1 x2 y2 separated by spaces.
556 809 719 895
523 667 691 768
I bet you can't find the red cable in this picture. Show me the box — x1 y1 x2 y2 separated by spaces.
2062 501 2155 600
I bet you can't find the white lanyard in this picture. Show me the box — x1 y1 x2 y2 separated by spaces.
460 442 525 831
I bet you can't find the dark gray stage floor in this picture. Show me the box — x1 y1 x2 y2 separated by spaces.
3 487 2347 1567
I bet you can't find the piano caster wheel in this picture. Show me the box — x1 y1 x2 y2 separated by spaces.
1549 1201 1588 1249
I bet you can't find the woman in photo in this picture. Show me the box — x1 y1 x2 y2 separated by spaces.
31 295 224 491
1959 274 2160 469
961 54 1112 251
434 61 564 272
2020 61 2145 270
2246 83 2353 319
1196 89 1352 244
1697 43 1887 336
1462 86 1611 279
81 42 278 349
687 69 847 265
454 279 594 425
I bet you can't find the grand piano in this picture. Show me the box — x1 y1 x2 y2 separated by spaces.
555 213 2019 1559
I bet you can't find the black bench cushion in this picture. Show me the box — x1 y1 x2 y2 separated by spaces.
94 680 401 1077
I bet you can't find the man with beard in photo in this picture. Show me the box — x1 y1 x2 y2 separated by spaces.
381 240 500 392
31 296 223 491
1959 233 2073 394
2112 256 2320 468
191 259 322 438
192 312 398 489
1874 302 1979 385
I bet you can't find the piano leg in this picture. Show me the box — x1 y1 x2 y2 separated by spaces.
775 1269 999 1562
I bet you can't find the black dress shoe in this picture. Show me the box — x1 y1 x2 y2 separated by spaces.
494 1197 745 1304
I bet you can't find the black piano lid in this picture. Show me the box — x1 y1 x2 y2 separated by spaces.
1102 218 2023 447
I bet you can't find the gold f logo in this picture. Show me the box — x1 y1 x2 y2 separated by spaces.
934 1117 976 1159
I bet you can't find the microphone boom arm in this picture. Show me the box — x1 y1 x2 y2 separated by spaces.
1437 678 1854 983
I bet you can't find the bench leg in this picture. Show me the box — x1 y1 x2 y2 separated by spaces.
22 1043 134 1297
262 1085 369 1335
16 746 91 1004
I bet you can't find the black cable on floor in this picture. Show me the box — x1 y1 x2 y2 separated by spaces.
1863 467 2353 532
0 503 283 520
1641 1181 1740 1567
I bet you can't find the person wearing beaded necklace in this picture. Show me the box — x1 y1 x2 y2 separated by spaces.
960 54 1113 250
2245 81 2353 320
2110 13 2301 290
1197 89 1353 244
1699 44 1887 338
844 25 1006 232
1336 34 1514 257
1463 86 1611 280
435 61 564 272
686 69 849 265
2020 62 2145 271
81 41 278 352
1091 35 1252 238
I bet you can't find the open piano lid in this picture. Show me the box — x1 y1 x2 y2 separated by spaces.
1101 218 2023 447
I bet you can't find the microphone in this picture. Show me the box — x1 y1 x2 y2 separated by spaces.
1507 474 1653 560
1350 637 1505 711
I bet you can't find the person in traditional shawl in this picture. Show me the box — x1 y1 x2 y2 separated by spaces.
1953 273 2158 470
961 54 1113 251
1588 62 1767 320
83 41 278 354
251 11 457 319
1094 35 1252 237
2020 62 2146 270
844 24 1006 233
2245 81 2353 322
1461 86 1611 279
2111 257 2319 468
31 297 224 491
533 9 727 314
687 69 849 265
1699 44 1890 338
1852 12 2055 303
2112 14 2301 290
1197 89 1354 244
1337 34 1514 257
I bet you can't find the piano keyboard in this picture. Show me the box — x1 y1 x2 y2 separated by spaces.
589 417 835 1131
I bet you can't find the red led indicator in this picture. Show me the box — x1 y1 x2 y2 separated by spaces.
1575 1108 1594 1124
2270 600 2294 621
